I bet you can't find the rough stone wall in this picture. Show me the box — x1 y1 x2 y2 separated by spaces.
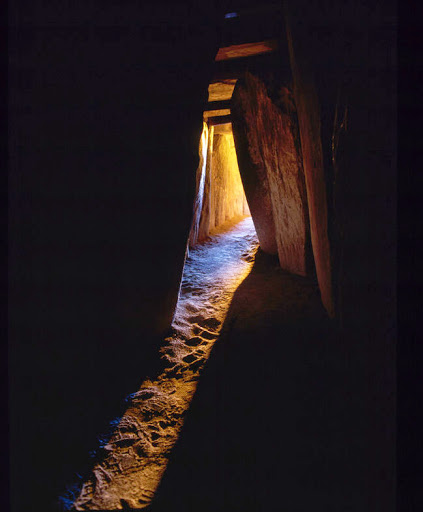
232 72 312 276
209 132 250 231
284 21 335 315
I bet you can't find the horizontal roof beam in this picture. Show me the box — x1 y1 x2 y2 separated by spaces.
215 39 278 61
203 109 231 120
207 79 237 102
210 51 280 82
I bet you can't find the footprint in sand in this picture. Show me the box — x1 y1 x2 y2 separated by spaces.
198 330 216 341
241 253 255 262
185 336 203 347
184 303 200 314
188 359 205 373
182 353 198 364
202 317 221 330
191 325 217 340
188 316 221 331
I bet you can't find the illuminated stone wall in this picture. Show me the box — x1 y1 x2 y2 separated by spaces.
189 128 250 245
209 132 250 231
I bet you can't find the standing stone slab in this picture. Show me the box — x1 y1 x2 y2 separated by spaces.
285 16 334 315
232 72 312 276
231 82 278 255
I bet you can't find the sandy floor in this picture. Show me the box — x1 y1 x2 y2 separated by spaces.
72 216 258 510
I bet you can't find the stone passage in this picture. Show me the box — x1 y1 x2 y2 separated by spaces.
189 123 249 247
72 217 258 510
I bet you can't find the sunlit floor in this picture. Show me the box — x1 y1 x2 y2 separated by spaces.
73 215 258 510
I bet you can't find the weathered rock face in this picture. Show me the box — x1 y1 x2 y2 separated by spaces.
232 72 312 276
231 87 278 255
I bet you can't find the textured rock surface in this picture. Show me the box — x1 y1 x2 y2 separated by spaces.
232 72 311 276
231 84 278 255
